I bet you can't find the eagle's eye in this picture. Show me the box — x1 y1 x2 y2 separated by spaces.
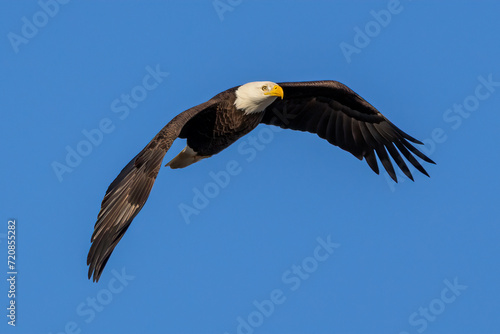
261 85 268 91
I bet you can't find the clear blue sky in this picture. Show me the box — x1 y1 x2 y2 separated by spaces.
2 1 500 333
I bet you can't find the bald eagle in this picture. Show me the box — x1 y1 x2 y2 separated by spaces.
87 80 434 282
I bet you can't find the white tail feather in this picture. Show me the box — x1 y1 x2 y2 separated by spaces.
166 145 209 169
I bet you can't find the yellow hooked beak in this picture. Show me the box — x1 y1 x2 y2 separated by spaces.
264 84 284 99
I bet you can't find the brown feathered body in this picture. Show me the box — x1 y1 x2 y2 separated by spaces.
179 89 263 156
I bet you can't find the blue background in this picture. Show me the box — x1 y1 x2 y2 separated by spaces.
2 1 499 333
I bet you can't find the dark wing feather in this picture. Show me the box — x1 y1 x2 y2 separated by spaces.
261 81 434 181
87 100 214 282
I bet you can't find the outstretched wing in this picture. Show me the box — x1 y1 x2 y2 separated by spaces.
261 81 434 181
87 101 213 282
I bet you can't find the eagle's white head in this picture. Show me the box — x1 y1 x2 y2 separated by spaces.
234 81 284 114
